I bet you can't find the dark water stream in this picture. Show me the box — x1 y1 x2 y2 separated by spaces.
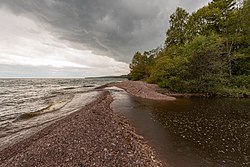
110 88 250 167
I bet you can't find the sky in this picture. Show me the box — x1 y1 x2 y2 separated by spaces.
0 0 211 78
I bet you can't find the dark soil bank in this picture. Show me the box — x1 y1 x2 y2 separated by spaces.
0 91 161 167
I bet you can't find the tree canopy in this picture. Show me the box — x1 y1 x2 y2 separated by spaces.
128 0 250 97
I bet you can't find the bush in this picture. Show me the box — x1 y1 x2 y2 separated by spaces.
230 75 250 89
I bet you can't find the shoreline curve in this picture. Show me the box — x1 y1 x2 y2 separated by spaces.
0 91 162 167
97 80 176 101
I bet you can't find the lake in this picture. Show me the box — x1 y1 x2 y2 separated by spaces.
0 78 124 150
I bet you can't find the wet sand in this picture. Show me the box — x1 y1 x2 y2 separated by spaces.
98 80 176 101
0 91 161 167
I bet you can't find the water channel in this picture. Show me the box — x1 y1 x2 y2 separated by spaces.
110 88 250 167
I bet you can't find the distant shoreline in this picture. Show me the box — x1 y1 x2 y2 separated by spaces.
85 75 128 79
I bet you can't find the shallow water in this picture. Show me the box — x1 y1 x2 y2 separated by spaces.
0 78 124 150
110 88 250 167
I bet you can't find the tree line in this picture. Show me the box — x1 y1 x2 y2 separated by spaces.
128 0 250 97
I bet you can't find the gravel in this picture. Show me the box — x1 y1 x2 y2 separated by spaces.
100 80 176 101
0 91 162 167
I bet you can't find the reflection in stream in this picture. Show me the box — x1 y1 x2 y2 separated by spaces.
110 88 250 167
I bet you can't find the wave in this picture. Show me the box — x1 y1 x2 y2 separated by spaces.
15 99 72 121
63 87 76 90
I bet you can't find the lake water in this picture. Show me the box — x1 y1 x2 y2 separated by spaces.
110 88 250 167
0 78 123 150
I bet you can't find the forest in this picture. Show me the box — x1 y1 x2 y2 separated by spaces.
128 0 250 97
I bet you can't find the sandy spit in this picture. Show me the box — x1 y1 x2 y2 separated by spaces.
98 80 176 101
0 91 162 167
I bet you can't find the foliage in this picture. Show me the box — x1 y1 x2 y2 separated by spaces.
183 34 228 93
165 7 189 47
128 50 156 81
128 0 250 96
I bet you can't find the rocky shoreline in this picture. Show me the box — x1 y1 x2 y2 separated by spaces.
0 90 162 167
98 80 176 101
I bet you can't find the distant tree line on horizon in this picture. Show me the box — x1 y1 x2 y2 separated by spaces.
128 0 250 97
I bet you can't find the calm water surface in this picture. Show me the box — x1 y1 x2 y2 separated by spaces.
111 88 250 167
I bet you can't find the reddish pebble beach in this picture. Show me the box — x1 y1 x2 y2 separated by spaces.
0 88 164 167
100 80 176 101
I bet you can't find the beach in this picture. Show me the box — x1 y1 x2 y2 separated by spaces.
0 81 171 167
98 80 176 101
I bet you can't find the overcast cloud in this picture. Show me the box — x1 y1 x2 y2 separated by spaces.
0 0 211 77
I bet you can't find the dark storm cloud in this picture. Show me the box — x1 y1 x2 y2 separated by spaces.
0 0 210 63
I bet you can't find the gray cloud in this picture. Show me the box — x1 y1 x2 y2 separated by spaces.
0 0 211 63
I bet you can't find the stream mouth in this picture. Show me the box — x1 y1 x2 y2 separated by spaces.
110 87 250 167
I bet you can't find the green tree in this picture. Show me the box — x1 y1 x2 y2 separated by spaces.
127 0 250 96
165 7 189 47
234 0 250 76
184 34 228 93
128 51 155 81
128 52 146 80
149 55 188 91
187 0 236 37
